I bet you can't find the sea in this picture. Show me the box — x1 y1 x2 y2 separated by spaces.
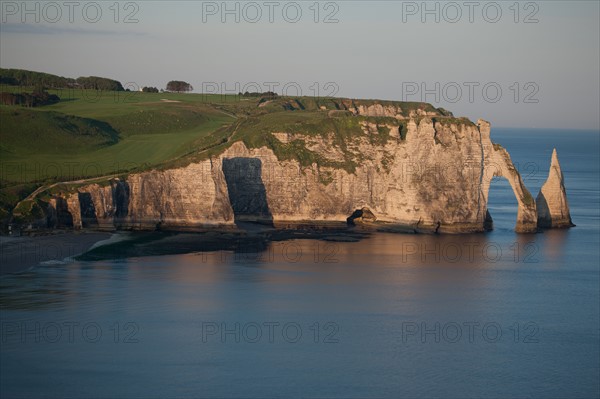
1 128 599 398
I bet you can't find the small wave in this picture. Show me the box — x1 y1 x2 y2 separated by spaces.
39 259 68 266
88 232 133 250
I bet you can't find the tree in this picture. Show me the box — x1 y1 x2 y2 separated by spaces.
76 76 124 91
142 86 159 93
0 68 74 88
0 90 60 107
240 91 278 98
0 92 19 105
166 81 193 93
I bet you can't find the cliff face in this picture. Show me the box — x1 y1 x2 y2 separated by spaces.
48 116 540 233
536 149 574 228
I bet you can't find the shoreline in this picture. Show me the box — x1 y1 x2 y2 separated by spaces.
0 220 500 274
0 230 112 275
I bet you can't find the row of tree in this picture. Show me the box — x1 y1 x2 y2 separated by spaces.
0 69 124 91
0 68 72 88
142 82 195 93
1 69 197 94
76 76 124 91
239 91 278 98
0 88 60 107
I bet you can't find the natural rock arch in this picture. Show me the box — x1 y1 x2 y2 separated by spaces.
43 119 558 234
346 207 377 225
478 120 537 233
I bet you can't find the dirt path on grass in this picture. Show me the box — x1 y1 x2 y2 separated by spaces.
11 114 243 215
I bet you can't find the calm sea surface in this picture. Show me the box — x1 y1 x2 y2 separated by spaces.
1 129 599 398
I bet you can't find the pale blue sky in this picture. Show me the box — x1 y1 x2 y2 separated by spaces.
1 0 599 129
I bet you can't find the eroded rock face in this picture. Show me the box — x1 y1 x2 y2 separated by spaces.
536 149 574 228
49 118 540 233
350 103 439 119
124 160 234 229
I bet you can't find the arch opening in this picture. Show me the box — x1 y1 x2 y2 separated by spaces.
486 176 519 232
346 207 376 225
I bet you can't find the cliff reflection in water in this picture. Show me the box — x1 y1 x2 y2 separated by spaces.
0 230 568 312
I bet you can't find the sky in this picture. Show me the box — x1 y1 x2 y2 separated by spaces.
1 0 599 129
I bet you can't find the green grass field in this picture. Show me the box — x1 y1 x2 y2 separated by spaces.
0 89 240 183
0 88 248 218
0 83 462 222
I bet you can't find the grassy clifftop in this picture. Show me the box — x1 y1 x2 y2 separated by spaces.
0 87 459 181
0 83 472 225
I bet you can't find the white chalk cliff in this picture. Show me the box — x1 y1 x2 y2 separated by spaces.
536 149 574 228
47 112 550 233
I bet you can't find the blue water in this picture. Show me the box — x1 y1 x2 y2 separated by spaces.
1 129 599 398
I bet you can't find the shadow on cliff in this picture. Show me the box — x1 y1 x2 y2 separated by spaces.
50 197 74 228
78 193 99 228
536 193 551 228
222 158 273 227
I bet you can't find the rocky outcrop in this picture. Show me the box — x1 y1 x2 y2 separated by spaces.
536 149 574 228
349 103 440 119
46 117 542 233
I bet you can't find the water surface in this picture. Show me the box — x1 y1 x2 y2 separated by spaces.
1 129 598 398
